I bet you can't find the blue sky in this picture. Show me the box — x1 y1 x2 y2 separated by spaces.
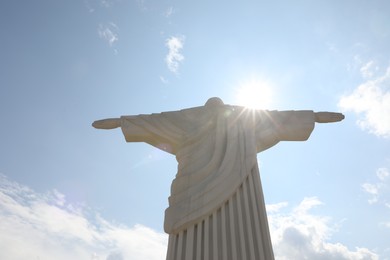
0 0 389 259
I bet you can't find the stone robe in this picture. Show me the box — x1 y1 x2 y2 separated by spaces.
120 104 315 260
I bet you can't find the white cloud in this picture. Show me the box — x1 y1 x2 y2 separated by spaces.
98 22 119 47
338 63 390 138
165 36 185 74
267 197 378 260
164 6 175 18
377 167 390 181
360 61 379 79
362 167 390 206
266 201 288 213
380 221 390 229
84 0 96 12
84 0 117 12
135 0 148 11
160 76 169 84
362 183 379 204
0 174 167 260
1 174 381 259
100 0 114 8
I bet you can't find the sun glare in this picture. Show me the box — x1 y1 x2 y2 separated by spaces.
235 79 274 109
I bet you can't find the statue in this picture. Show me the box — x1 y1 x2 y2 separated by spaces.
93 97 344 260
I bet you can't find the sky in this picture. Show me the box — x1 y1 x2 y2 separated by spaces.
0 0 389 259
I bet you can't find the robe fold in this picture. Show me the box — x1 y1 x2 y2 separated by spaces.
120 104 315 260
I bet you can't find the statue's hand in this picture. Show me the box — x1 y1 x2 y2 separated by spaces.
315 112 345 123
92 118 121 129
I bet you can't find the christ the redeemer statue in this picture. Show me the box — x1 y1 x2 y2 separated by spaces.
93 97 344 260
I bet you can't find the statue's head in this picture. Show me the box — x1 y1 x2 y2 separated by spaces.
205 97 224 108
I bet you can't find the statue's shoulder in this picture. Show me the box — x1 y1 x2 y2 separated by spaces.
164 105 205 118
143 106 205 125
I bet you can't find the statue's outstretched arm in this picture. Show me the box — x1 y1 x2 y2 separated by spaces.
92 118 121 129
314 112 345 123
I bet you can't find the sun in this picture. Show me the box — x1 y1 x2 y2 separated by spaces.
235 78 274 109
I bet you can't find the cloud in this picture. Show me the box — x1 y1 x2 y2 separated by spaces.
136 0 147 11
84 0 96 12
98 22 119 47
165 36 185 73
84 0 117 12
0 174 167 260
266 201 288 213
377 167 390 181
267 197 378 260
362 183 380 204
338 63 390 138
100 0 114 8
164 7 175 18
360 61 379 79
1 174 379 259
362 167 390 205
160 76 169 84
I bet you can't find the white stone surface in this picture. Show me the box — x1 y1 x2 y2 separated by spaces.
93 97 344 260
